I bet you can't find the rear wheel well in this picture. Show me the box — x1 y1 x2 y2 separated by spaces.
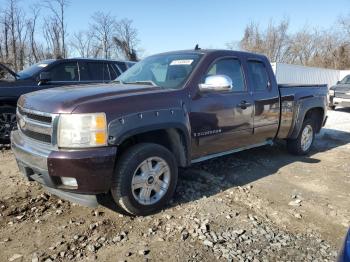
117 128 188 167
304 107 324 133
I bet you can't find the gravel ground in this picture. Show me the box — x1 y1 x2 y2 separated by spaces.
0 108 349 262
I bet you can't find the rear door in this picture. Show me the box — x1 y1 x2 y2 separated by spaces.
246 59 280 143
190 56 254 159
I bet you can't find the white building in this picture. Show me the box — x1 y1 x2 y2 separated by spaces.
271 62 350 88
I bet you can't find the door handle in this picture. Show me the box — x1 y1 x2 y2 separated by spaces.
237 100 251 109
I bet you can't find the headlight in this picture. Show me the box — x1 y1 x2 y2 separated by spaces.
58 113 107 148
329 89 335 96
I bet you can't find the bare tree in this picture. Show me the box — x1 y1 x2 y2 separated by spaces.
90 11 118 59
287 28 318 65
339 13 350 37
27 5 40 63
235 17 350 69
44 0 69 58
43 17 62 59
113 19 139 61
0 8 10 62
70 30 101 58
7 0 19 70
237 19 290 63
265 19 290 62
238 22 264 54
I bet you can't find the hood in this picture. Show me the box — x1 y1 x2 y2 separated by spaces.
0 63 18 79
18 83 163 113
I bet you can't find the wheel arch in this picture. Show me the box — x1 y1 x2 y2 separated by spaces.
289 101 325 140
108 109 191 167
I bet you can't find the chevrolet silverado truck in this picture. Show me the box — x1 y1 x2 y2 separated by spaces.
328 74 350 110
11 49 328 216
0 58 135 143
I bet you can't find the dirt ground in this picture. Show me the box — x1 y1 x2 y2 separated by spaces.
0 108 349 262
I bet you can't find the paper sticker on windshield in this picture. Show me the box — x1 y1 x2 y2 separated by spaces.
37 64 48 68
170 59 193 66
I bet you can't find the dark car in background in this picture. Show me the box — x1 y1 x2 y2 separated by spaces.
329 74 350 110
0 58 135 143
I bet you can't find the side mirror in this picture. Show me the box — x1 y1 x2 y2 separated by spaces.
38 72 51 85
336 81 340 85
199 75 233 92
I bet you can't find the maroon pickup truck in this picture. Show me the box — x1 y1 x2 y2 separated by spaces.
11 49 328 215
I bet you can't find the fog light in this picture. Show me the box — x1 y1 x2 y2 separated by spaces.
61 177 78 187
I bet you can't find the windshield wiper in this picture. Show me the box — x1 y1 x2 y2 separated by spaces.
124 80 159 87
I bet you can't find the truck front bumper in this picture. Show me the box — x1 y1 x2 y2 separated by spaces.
332 97 350 108
11 130 117 207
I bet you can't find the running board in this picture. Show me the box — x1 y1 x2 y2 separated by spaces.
191 140 274 164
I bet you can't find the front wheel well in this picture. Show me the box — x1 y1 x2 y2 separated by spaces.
117 128 189 167
304 107 324 133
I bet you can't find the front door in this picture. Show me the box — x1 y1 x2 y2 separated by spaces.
190 57 254 159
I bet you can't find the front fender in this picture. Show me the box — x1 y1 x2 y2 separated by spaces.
107 108 191 146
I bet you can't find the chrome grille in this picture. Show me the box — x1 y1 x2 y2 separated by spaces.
16 107 57 144
18 107 52 124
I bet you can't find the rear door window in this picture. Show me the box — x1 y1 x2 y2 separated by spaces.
48 62 79 81
247 61 269 91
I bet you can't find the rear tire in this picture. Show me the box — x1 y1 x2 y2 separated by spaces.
111 143 178 216
0 106 16 144
287 119 315 155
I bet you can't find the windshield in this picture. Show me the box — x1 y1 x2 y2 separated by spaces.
117 53 202 89
340 75 350 84
17 60 54 79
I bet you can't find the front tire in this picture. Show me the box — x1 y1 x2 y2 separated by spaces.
0 106 16 144
287 119 315 155
111 143 178 216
